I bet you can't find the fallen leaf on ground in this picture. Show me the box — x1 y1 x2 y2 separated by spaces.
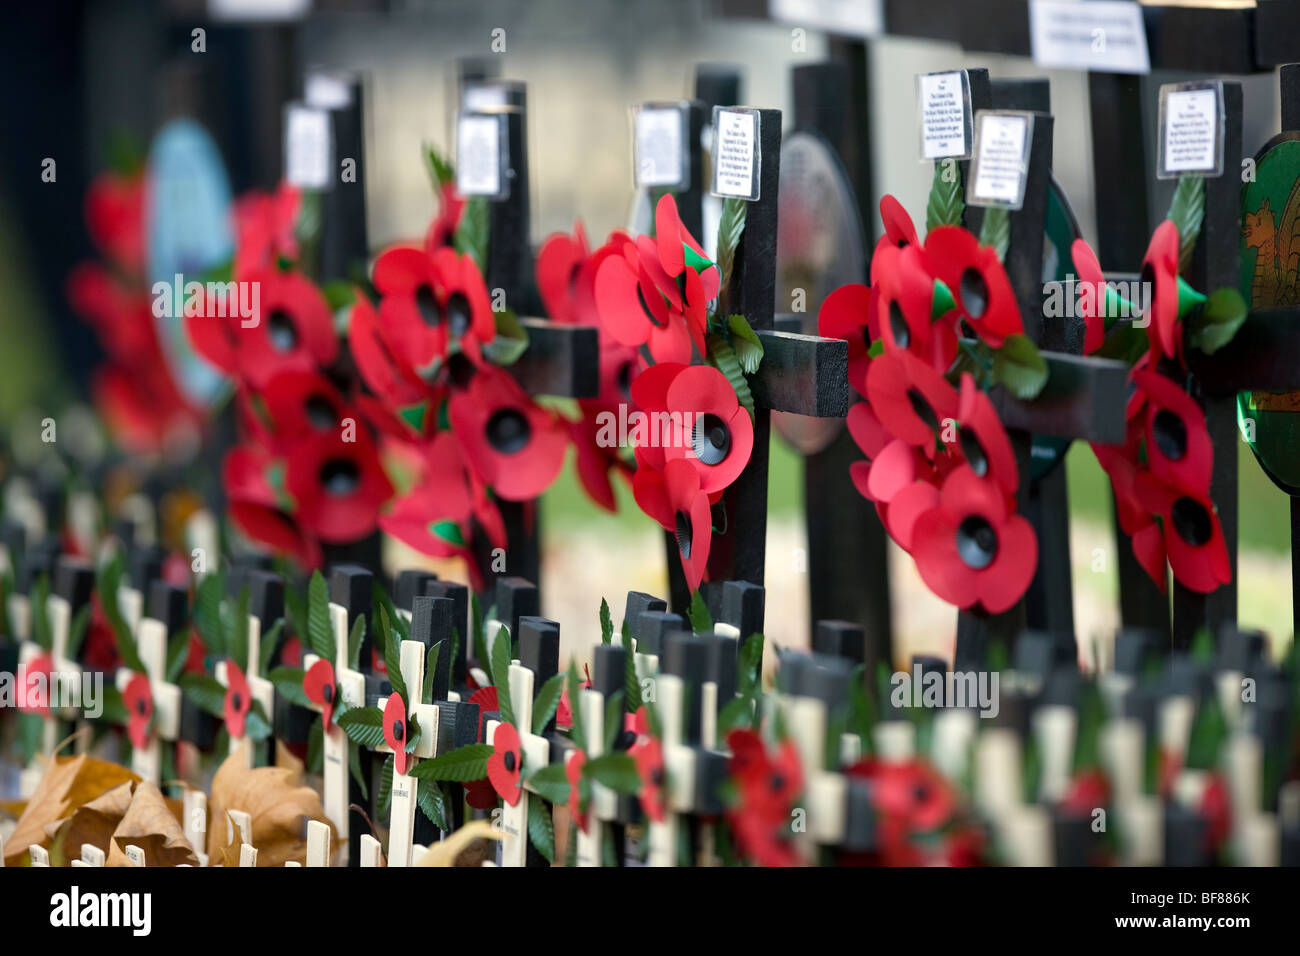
5 755 138 866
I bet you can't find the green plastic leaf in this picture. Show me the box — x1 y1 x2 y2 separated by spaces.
992 332 1048 400
1166 176 1205 275
321 279 356 313
194 572 225 656
258 618 285 677
268 666 314 709
1188 287 1247 356
567 660 588 753
337 705 387 749
409 743 493 782
716 196 747 313
165 630 190 683
491 625 516 727
718 695 755 736
482 308 530 366
527 763 571 804
423 641 442 706
706 332 755 417
527 795 556 862
454 195 489 272
599 597 614 645
227 587 251 673
245 700 273 741
621 628 641 715
423 142 455 188
726 314 765 374
417 780 449 831
603 691 623 753
925 159 965 232
306 571 335 663
737 632 765 697
351 745 370 802
583 752 640 794
1093 321 1150 365
63 603 92 661
178 673 227 720
532 672 565 735
29 575 51 651
99 684 128 725
687 590 713 634
377 753 393 820
978 206 1010 261
379 603 409 708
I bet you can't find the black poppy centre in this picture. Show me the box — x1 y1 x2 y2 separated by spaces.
446 291 472 337
674 509 693 558
960 267 988 320
888 300 910 348
486 408 532 454
1153 408 1188 461
1171 496 1213 546
908 388 941 434
692 413 731 466
956 515 998 570
305 394 336 429
320 458 361 496
636 283 669 329
959 427 989 478
415 283 443 327
267 309 298 351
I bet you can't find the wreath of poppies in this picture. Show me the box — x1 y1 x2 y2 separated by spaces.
1071 181 1247 595
818 194 1042 614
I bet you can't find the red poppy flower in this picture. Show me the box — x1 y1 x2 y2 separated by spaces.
487 720 523 806
865 759 954 832
122 672 153 750
536 223 589 324
733 739 803 822
448 366 568 501
566 749 589 833
1060 768 1110 816
632 735 667 823
468 685 498 715
423 181 466 253
817 283 879 398
1141 220 1181 360
1134 472 1231 594
85 171 145 273
953 372 1019 495
1201 774 1231 851
654 193 721 300
910 465 1037 613
383 692 411 775
233 182 300 278
879 194 919 249
633 458 712 591
1132 369 1212 495
224 660 252 738
652 365 754 494
256 369 353 440
303 658 338 728
865 349 959 449
923 225 1022 348
348 293 436 423
186 268 336 389
872 243 946 366
1069 238 1109 356
372 245 495 372
1093 441 1168 590
18 653 55 715
285 428 392 543
594 237 707 364
727 728 769 784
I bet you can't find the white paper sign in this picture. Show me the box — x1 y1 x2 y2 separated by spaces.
768 0 883 37
463 84 508 112
712 108 760 201
1029 0 1150 75
456 114 504 198
284 105 332 189
918 71 971 160
305 73 352 110
969 111 1033 209
635 106 685 189
1158 82 1223 178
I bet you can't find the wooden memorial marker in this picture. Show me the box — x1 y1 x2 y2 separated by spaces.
183 788 210 867
327 564 376 867
115 581 186 784
305 819 331 867
458 81 599 593
574 641 634 867
214 572 280 768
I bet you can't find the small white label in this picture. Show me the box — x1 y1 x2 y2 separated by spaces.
969 111 1033 209
456 113 504 198
462 84 508 112
768 0 883 37
284 105 331 189
635 105 685 189
918 71 971 160
305 73 352 110
712 108 760 201
1158 82 1223 178
1029 0 1150 75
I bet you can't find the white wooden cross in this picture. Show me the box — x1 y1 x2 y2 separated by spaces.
575 680 611 867
228 808 254 867
123 844 146 866
214 606 274 768
183 788 210 867
375 637 440 868
28 845 50 867
71 844 105 868
305 819 330 867
114 612 182 784
358 833 383 867
646 666 693 867
483 654 550 867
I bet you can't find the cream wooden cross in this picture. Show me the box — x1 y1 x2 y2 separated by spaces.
375 637 440 868
183 788 210 867
483 655 549 867
114 611 182 784
214 608 274 769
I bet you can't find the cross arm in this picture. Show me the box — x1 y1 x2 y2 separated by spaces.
990 351 1130 443
509 320 600 398
1188 306 1300 395
750 329 849 418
